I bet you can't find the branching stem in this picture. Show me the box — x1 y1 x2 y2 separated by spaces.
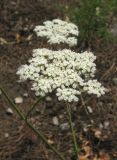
1 87 65 160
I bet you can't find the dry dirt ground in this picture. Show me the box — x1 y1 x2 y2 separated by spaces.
0 0 117 160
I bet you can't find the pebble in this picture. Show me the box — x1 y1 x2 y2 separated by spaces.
14 97 23 104
52 116 59 126
23 93 28 97
94 130 102 138
47 139 54 144
60 123 69 131
6 108 14 115
104 121 109 129
4 133 9 138
99 123 103 129
87 106 93 113
83 127 88 132
59 114 64 119
112 78 117 85
45 96 52 101
90 120 94 123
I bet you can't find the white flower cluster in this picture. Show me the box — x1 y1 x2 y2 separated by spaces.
17 49 106 102
34 19 79 47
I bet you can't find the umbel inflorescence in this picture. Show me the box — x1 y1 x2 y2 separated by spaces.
34 19 79 47
17 49 106 102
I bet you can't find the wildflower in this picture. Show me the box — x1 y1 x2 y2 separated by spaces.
17 49 106 102
34 19 79 47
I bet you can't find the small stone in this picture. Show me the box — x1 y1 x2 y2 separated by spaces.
99 123 103 129
87 106 93 113
4 133 9 138
6 108 14 115
60 123 69 131
47 139 54 144
26 34 33 41
52 116 59 126
23 93 28 97
90 120 94 123
94 130 102 139
104 121 109 129
14 97 23 104
112 78 117 85
45 96 52 101
59 114 64 119
83 127 88 132
68 149 72 154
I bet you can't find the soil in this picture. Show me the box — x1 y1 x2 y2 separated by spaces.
0 0 117 160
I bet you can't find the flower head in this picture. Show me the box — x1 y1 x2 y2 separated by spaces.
34 19 79 47
17 49 106 102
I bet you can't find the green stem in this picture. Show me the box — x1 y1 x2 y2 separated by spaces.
1 87 65 160
1 87 25 120
25 97 41 120
66 103 79 160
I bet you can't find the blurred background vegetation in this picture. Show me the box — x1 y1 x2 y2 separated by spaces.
55 0 117 50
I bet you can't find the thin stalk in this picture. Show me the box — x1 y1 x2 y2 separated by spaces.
25 121 65 160
66 103 79 160
1 87 65 160
1 87 25 121
25 97 41 120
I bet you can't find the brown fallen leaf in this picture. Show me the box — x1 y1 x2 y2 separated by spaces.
16 33 21 43
79 155 88 160
93 155 98 160
83 146 92 157
90 127 102 139
98 151 110 160
79 141 93 160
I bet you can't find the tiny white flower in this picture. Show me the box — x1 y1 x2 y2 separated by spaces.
17 49 106 102
34 19 79 47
